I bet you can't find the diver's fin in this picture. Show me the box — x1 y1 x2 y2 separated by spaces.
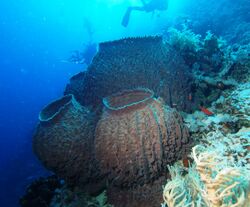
122 8 132 27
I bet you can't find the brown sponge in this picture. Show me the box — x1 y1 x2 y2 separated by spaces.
33 94 95 184
95 88 190 187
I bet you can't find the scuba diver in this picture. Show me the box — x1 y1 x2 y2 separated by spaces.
122 0 168 27
67 18 97 66
68 42 97 65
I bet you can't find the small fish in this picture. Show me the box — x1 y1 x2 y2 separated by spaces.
188 93 192 101
182 158 189 168
199 106 213 116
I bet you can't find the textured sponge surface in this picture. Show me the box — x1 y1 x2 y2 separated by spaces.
95 89 190 187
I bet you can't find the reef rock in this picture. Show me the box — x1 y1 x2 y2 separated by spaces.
65 36 194 112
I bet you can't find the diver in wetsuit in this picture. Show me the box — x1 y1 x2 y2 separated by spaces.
67 18 97 66
68 42 97 65
122 0 168 27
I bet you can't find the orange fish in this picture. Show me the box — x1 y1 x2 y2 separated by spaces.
182 158 189 168
188 93 192 101
199 106 213 116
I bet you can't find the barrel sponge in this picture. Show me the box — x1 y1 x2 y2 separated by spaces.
33 94 95 184
65 36 195 112
95 88 190 187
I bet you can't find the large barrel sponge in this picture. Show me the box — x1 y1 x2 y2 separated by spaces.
33 94 96 184
95 88 190 187
65 36 195 112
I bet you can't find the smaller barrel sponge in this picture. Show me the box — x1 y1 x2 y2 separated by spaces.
95 88 190 188
162 145 250 207
33 94 95 184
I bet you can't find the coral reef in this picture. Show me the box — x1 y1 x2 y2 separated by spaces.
33 94 96 185
162 82 250 207
162 164 205 207
222 44 250 83
31 30 249 206
107 176 166 207
186 82 250 135
166 27 228 75
50 187 112 207
167 25 202 67
192 145 250 207
20 176 62 207
166 26 250 108
65 36 195 112
181 0 250 45
161 25 250 205
95 88 190 188
20 176 112 207
162 146 250 207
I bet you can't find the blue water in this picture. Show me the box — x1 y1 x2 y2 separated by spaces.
0 0 248 206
